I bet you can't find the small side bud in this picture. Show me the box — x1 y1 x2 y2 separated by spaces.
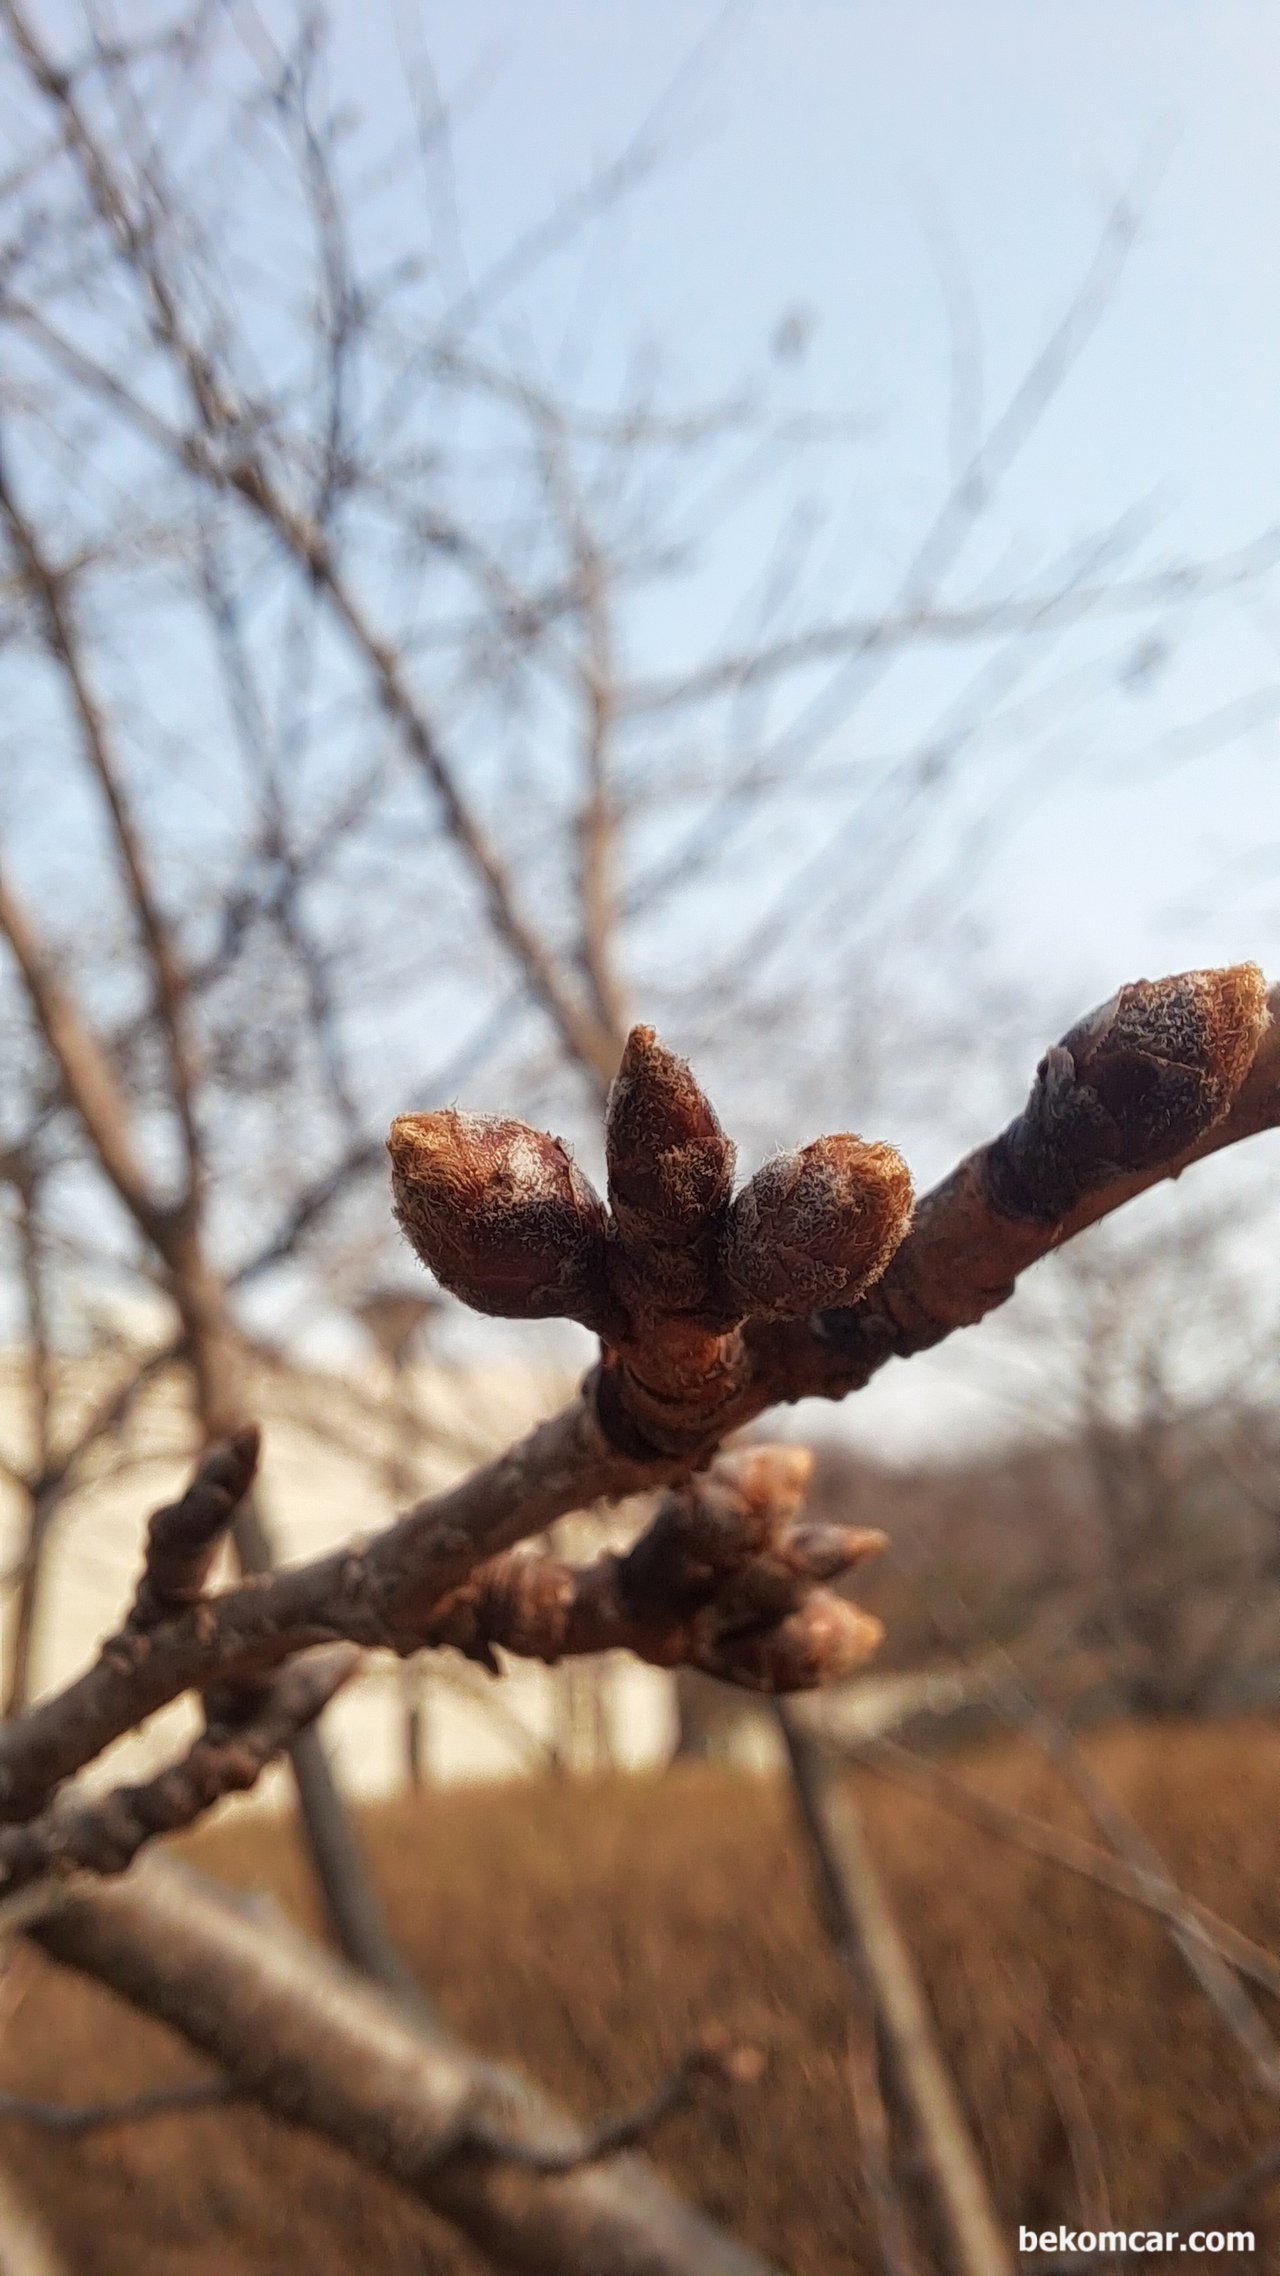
780 1523 888 1583
699 1591 884 1691
388 1111 609 1321
130 1427 261 1630
987 963 1270 1222
710 1444 814 1531
721 1135 914 1317
605 1026 736 1259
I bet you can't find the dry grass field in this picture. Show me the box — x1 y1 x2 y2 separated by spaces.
3 1720 1279 2273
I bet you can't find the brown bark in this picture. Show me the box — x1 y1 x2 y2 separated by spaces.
29 1859 782 2276
0 1442 881 1848
0 847 423 2001
0 1648 357 1887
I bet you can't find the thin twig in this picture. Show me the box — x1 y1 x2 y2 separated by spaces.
990 1669 1280 2098
852 1737 1280 2004
0 2079 236 2137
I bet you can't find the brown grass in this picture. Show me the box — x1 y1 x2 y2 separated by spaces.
3 1720 1280 2272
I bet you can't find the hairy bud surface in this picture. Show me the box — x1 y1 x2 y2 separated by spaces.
723 1135 914 1316
388 1111 609 1320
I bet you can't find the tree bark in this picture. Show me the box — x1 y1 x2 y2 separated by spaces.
31 1859 781 2276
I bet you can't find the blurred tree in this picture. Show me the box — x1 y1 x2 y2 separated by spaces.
1 0 1276 1767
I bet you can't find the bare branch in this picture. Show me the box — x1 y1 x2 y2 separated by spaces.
783 965 1279 1409
0 435 201 1196
29 1856 784 2276
1 0 622 1095
0 1439 880 1844
126 1424 259 1630
0 1645 358 1894
0 2079 235 2137
0 2030 762 2161
854 1737 1280 2005
779 1709 1013 2276
424 1443 885 1691
994 1674 1280 2098
4 966 1277 1828
456 2030 766 2176
0 864 165 1239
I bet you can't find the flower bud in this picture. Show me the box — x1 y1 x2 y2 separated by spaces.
779 1522 888 1583
388 1110 609 1321
605 1026 736 1256
721 1134 914 1317
712 1443 814 1530
987 963 1270 1221
699 1591 883 1691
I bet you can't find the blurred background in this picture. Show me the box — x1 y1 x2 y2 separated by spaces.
3 0 1279 1781
2 5 1280 2269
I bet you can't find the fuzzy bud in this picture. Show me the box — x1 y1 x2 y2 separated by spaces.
712 1442 815 1528
721 1135 914 1318
987 963 1270 1222
605 1026 736 1258
778 1523 888 1583
388 1110 609 1322
698 1591 884 1691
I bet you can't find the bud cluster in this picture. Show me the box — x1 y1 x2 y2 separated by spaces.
387 1026 915 1348
423 1442 886 1694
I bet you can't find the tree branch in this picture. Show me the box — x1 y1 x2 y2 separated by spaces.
0 435 201 1199
0 1646 358 1892
28 1857 783 2276
779 1709 1013 2276
1 0 621 1099
4 965 1276 1831
0 1438 881 1846
853 1737 1280 2005
0 864 165 1241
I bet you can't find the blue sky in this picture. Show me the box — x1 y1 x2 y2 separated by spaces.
325 0 1280 1021
7 0 1279 1448
329 0 1280 1450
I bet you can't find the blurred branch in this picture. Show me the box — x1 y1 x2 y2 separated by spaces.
779 1708 1011 2276
854 1737 1280 2004
1031 2137 1280 2272
0 864 167 1242
0 2078 235 2138
0 1437 881 1852
1 0 621 1093
0 1643 358 1892
28 1854 783 2276
0 2030 762 2163
992 1669 1280 2098
0 434 201 1198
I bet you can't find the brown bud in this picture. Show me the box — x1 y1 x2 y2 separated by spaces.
605 1026 736 1262
721 1134 914 1317
714 1441 815 1512
698 1591 883 1691
987 963 1270 1222
388 1110 609 1322
778 1523 888 1583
